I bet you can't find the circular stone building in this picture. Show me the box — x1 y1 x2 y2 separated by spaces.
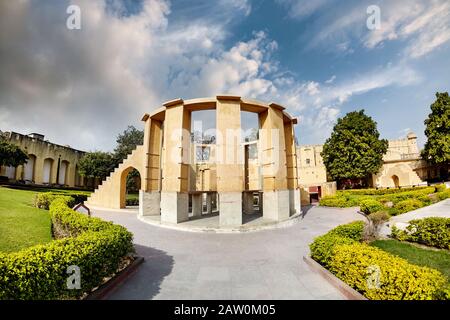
86 95 301 228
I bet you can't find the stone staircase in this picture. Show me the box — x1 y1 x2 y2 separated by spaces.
86 145 145 209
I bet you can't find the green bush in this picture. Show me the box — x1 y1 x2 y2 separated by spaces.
310 221 365 268
340 186 429 196
360 199 385 214
391 217 450 250
310 234 356 268
34 192 74 210
329 243 447 300
319 196 349 207
435 184 447 193
393 198 424 214
437 189 450 201
0 196 134 300
328 221 365 241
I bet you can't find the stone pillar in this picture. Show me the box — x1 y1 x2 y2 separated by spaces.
259 104 290 221
216 96 243 227
138 190 161 216
206 193 213 214
284 120 301 215
139 115 163 217
34 157 44 185
160 99 190 224
191 193 203 217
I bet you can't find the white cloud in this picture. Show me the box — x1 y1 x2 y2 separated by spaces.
325 75 336 84
364 0 450 58
284 0 450 59
0 0 428 150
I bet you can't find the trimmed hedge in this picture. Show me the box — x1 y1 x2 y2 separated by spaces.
310 220 448 300
339 186 430 196
393 198 424 215
392 217 450 250
328 221 365 240
310 221 364 268
34 192 89 210
360 199 385 214
329 243 446 300
0 197 133 300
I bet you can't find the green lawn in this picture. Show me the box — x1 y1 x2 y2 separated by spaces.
0 186 92 253
371 239 450 281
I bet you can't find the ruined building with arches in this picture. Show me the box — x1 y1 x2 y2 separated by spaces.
86 96 301 227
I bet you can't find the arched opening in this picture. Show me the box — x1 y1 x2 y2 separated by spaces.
58 160 69 185
43 158 54 184
392 175 400 188
23 154 36 182
120 167 142 208
4 166 16 180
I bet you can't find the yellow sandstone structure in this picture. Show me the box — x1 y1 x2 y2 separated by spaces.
86 96 301 227
0 132 90 188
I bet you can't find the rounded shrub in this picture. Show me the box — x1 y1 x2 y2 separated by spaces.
391 217 450 249
329 243 447 300
319 196 348 207
394 198 424 214
309 234 356 268
328 220 365 241
359 199 385 214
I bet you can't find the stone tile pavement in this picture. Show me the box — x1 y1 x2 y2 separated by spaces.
91 205 365 300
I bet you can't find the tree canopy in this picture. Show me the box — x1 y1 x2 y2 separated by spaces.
0 133 29 167
78 126 144 188
421 92 450 165
113 126 144 164
77 151 115 180
321 110 388 181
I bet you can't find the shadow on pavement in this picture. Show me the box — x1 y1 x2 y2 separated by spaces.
107 244 174 300
300 205 314 219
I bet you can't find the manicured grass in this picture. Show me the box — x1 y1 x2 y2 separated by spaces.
0 186 92 253
0 186 52 252
371 239 450 280
126 192 139 200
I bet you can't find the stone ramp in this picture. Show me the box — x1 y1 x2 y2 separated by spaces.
86 146 145 209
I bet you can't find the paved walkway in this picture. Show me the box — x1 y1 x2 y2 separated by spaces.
92 206 364 300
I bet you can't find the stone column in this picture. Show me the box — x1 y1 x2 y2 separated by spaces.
160 99 190 224
259 104 289 221
206 193 213 214
139 115 163 217
216 96 243 227
284 120 301 215
34 157 44 185
191 193 203 217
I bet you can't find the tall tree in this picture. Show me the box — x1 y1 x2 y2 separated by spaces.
113 126 144 164
321 110 388 183
78 151 115 181
421 92 450 165
0 133 29 167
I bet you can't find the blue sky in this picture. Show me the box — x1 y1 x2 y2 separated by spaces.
0 0 449 151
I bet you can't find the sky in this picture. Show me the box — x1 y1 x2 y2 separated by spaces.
0 0 449 151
